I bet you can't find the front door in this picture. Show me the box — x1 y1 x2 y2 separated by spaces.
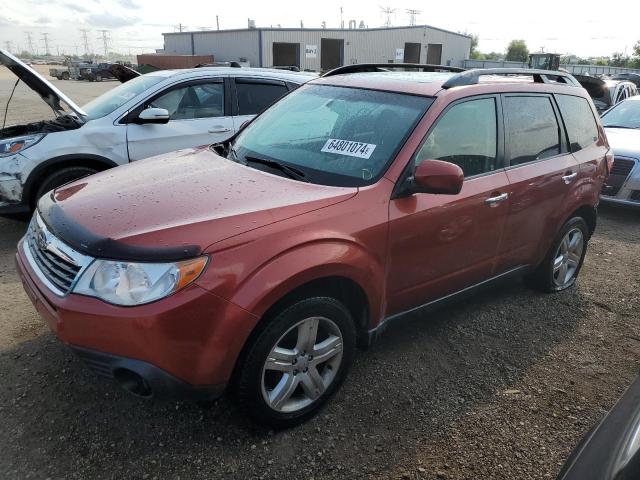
126 78 234 161
386 96 510 315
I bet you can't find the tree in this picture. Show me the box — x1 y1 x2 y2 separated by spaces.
610 52 629 67
505 40 529 62
634 40 640 58
469 34 483 60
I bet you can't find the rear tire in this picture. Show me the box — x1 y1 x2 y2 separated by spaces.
235 297 356 428
34 166 98 208
526 216 589 292
95 74 102 82
61 72 69 80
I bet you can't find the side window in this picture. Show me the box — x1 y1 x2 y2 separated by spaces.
236 79 289 116
150 81 224 120
556 94 599 152
414 97 498 177
504 96 561 166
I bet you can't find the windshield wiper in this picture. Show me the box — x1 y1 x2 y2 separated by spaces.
244 155 308 182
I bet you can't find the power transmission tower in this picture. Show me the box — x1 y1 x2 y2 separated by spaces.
25 32 35 54
97 29 110 57
406 9 421 26
380 6 396 28
79 29 91 55
41 32 51 55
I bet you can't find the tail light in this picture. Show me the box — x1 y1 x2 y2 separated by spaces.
604 149 614 177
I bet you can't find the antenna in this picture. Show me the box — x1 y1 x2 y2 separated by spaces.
79 29 91 55
25 32 35 54
406 9 421 26
41 32 51 55
97 29 110 57
380 6 396 28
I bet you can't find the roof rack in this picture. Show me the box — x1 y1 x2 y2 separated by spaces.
322 63 465 77
441 68 580 89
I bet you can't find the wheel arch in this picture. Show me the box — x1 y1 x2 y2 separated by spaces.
24 154 119 209
567 204 597 237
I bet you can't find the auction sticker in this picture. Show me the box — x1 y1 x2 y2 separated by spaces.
321 139 377 159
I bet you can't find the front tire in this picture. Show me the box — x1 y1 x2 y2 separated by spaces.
34 166 98 208
526 216 589 292
236 297 356 428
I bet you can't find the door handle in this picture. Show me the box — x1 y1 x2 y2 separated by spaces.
562 172 577 184
208 126 232 134
485 192 509 206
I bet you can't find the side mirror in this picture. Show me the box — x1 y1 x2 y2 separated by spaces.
136 107 170 124
412 159 464 195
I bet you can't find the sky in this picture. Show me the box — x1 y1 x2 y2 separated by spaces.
0 0 639 58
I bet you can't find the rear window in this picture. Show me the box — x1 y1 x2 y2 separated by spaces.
556 95 599 152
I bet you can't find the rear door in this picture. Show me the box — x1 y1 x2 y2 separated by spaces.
231 77 292 131
386 95 511 314
126 77 234 161
496 94 579 271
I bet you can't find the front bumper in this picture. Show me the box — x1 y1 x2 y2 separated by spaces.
15 242 259 400
600 195 640 208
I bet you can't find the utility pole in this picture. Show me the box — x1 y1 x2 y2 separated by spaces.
25 32 35 54
340 6 344 29
41 32 51 55
406 9 421 26
97 29 110 58
380 6 396 28
216 16 219 30
4 41 13 53
79 29 91 56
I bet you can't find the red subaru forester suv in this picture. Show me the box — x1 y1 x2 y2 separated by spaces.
16 65 611 427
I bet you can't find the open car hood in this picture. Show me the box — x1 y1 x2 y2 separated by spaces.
0 48 87 117
109 63 141 83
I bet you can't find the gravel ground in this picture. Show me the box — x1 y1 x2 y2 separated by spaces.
1 68 640 479
0 206 638 480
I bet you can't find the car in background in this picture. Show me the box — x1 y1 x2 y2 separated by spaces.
49 66 70 80
611 72 640 88
78 63 116 82
557 375 640 479
16 65 609 427
575 75 638 114
600 96 640 206
0 49 315 214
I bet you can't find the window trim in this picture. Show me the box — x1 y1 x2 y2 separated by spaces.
121 77 227 124
403 93 505 182
501 93 570 170
230 77 290 117
554 92 600 153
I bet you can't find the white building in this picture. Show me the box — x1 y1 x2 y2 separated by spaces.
162 25 471 71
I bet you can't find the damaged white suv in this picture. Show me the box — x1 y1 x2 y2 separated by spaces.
0 50 313 214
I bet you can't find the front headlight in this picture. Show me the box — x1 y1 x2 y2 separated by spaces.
0 134 45 157
73 256 208 306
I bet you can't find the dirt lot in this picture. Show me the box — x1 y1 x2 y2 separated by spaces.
1 72 639 479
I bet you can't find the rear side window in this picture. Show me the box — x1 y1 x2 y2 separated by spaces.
236 80 289 115
556 95 599 152
414 97 498 177
504 96 561 166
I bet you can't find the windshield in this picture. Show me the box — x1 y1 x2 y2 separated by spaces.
602 100 640 129
82 75 164 120
230 84 432 187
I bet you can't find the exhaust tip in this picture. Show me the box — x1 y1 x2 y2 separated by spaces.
113 368 152 398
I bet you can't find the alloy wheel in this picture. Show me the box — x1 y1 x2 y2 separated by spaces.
552 227 584 287
261 316 343 413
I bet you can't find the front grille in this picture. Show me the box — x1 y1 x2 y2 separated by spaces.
602 157 637 197
610 158 635 176
24 214 87 295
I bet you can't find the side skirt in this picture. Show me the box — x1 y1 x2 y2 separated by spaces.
366 265 531 346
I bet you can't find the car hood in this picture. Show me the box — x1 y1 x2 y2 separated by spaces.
604 127 640 159
109 63 141 83
38 147 356 261
0 49 87 118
